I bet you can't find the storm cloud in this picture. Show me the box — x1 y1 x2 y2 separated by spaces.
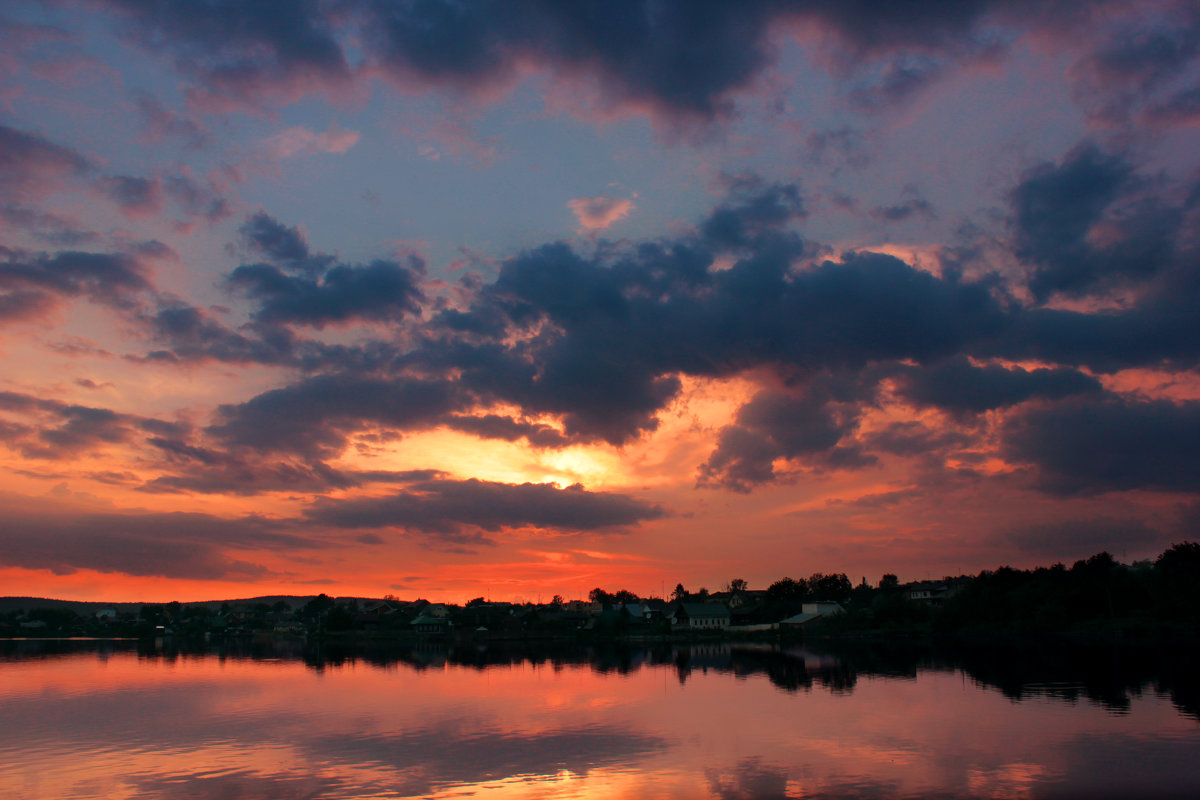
305 478 666 538
0 508 315 579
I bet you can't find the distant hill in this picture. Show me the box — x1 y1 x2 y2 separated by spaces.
0 595 385 614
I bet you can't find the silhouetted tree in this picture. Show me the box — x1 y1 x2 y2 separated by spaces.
879 574 899 591
589 587 612 607
299 594 334 622
809 572 852 599
672 583 687 601
765 577 808 617
466 596 487 607
727 578 748 592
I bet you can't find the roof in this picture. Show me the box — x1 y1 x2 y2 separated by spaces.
676 602 730 618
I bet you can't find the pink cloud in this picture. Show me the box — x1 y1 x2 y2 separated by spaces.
568 196 636 231
261 125 361 159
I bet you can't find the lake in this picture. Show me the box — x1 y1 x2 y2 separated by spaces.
1 639 1197 799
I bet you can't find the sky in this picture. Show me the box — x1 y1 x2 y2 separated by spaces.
1 0 1199 604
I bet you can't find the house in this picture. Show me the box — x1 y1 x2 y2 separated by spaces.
618 601 652 623
778 601 843 629
803 601 843 616
563 600 602 614
411 615 451 635
710 589 767 609
905 581 960 605
670 602 731 630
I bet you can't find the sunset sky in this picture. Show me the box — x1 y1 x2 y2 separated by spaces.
2 0 1199 603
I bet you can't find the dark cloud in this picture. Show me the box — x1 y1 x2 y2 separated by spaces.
134 91 210 148
0 507 313 579
991 516 1167 559
239 211 324 273
0 204 100 246
0 287 59 323
95 175 162 217
700 179 808 248
226 257 425 328
1003 396 1200 494
896 357 1102 414
164 175 231 222
0 124 93 197
305 478 665 538
81 0 1106 128
0 391 140 458
870 184 937 222
1143 84 1200 127
442 414 569 448
999 265 1200 372
225 212 425 328
200 183 1008 463
429 216 1002 445
362 0 781 123
0 248 152 317
141 444 360 496
1068 5 1200 127
699 381 876 492
1011 143 1185 301
0 392 196 465
125 158 1195 502
848 54 954 110
97 0 352 110
209 374 467 457
143 302 295 365
864 421 975 458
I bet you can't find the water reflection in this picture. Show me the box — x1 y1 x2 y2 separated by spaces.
2 639 1197 799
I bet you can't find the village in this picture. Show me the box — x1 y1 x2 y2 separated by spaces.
0 575 963 641
4 542 1197 644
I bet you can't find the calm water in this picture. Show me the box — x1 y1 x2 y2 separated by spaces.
1 639 1198 799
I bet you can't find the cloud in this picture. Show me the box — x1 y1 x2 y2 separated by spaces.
226 256 425 328
95 175 164 218
95 0 353 112
1003 396 1200 494
143 301 295 366
133 91 209 148
0 248 152 323
304 478 666 539
442 414 570 448
205 182 1005 458
1011 142 1186 301
895 357 1102 414
991 516 1167 559
96 155 1199 503
568 195 636 231
362 0 782 124
0 390 180 460
870 184 937 222
699 179 807 248
239 211 317 271
0 124 93 198
1067 5 1200 127
0 204 99 246
260 124 361 159
208 374 468 458
699 380 876 492
0 506 312 579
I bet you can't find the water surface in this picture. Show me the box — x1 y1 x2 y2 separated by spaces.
1 639 1197 799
